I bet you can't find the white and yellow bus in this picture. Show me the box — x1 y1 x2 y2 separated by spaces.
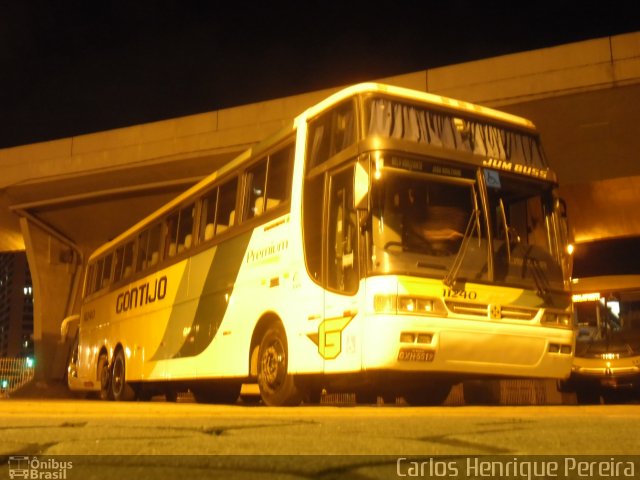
559 238 640 403
64 83 575 405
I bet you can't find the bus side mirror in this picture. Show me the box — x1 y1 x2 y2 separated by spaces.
558 198 568 218
354 160 369 210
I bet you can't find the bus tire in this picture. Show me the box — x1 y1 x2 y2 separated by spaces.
257 323 303 406
403 382 452 406
98 353 111 401
110 349 135 401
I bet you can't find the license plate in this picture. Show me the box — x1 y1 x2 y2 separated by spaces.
398 348 435 362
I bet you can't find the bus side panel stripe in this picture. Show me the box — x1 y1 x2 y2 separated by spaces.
177 231 252 357
148 249 214 362
150 232 252 361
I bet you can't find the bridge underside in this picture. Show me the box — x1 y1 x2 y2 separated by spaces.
1 32 638 385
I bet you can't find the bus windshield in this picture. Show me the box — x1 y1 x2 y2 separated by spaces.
369 162 565 291
486 173 565 292
370 168 486 281
575 290 640 357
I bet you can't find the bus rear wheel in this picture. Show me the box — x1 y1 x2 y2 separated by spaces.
110 349 135 401
257 323 303 406
98 353 110 400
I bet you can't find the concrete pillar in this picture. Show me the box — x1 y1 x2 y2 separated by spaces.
19 217 82 384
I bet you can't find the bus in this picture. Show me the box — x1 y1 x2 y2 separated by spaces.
63 83 575 406
559 238 640 404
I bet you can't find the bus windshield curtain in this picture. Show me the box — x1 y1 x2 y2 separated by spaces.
367 98 547 168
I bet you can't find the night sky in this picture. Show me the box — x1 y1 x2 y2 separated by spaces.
1 1 639 149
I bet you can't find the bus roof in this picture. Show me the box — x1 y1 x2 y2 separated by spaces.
88 83 540 260
300 82 538 132
572 275 640 294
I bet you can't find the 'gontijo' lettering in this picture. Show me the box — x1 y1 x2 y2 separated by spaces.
116 276 167 314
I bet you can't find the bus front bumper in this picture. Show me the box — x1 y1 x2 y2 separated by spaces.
566 358 640 390
360 314 574 380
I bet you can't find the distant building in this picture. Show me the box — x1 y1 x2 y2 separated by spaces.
0 252 33 357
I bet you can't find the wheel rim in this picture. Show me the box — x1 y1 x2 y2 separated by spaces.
112 355 124 397
260 338 286 391
99 358 110 392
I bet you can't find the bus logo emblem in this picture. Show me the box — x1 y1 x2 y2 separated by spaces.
307 314 355 360
490 304 502 320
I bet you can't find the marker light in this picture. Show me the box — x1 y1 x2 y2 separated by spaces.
374 294 445 316
542 311 573 328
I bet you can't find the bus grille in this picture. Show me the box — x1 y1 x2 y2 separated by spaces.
445 300 538 321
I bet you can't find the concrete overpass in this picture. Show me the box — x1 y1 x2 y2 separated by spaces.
1 31 639 384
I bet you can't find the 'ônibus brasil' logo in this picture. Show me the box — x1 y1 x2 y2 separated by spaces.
8 456 73 479
115 276 168 314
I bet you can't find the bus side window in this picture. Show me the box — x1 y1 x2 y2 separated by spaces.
113 246 125 283
135 224 161 271
177 204 195 253
85 262 96 296
92 258 103 293
245 159 267 219
307 100 356 170
136 229 150 272
100 253 113 290
200 187 219 242
303 173 324 283
265 144 293 210
164 203 196 258
121 241 134 279
110 241 134 283
164 211 180 258
147 223 161 267
245 143 294 220
327 168 358 293
217 178 238 233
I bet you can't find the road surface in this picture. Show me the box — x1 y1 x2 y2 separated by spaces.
1 399 639 479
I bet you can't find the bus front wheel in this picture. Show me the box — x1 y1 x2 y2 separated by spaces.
110 349 135 401
257 323 303 406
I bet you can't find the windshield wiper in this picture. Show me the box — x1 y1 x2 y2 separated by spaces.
523 247 551 300
443 208 480 288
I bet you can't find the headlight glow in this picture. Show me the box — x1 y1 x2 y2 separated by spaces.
374 294 443 316
542 311 572 328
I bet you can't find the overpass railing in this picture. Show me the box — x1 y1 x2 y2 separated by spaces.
0 357 35 398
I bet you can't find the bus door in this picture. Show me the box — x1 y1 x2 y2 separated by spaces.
321 165 362 373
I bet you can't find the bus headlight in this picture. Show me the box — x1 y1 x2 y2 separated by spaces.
374 294 445 316
542 311 572 328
